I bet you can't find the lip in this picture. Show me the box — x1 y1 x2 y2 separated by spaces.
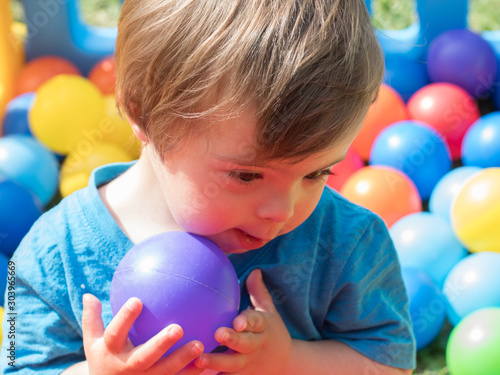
233 228 270 251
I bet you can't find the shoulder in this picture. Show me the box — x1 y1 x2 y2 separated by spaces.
296 186 390 257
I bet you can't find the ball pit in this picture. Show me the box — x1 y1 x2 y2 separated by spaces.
14 56 81 96
401 268 446 350
1 92 35 136
451 168 500 254
369 120 452 201
429 166 482 222
446 307 500 375
29 75 105 155
407 83 480 160
390 212 467 288
340 166 422 227
427 29 497 98
443 252 500 326
110 231 240 355
0 135 59 205
461 112 500 168
351 84 408 161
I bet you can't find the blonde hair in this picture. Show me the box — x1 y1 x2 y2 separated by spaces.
116 0 384 161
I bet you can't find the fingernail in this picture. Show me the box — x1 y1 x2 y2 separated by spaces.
196 354 208 366
191 341 204 355
126 297 139 309
82 293 90 305
167 325 182 340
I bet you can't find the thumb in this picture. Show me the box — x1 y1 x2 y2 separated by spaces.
246 269 276 313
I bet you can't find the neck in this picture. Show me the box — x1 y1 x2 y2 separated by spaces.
98 147 181 244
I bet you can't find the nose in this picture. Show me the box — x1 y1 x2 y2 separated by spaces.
256 190 295 223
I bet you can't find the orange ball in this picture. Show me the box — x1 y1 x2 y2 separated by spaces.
340 166 422 227
351 84 408 160
15 55 81 96
88 55 116 95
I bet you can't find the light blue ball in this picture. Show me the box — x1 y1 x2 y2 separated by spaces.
0 135 59 206
443 252 500 326
429 166 482 222
462 112 500 168
390 212 467 288
402 268 446 350
369 121 452 200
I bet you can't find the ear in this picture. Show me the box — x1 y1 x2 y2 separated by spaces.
117 93 148 144
131 123 148 143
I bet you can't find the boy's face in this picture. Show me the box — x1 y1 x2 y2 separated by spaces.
146 107 359 254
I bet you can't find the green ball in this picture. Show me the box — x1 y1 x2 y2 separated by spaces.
446 307 500 375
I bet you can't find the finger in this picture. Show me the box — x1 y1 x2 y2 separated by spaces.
195 351 248 373
214 327 261 354
232 309 266 333
103 297 143 353
128 324 184 369
148 339 204 375
246 269 276 313
82 294 105 344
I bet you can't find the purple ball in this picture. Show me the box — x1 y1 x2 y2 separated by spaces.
110 231 240 354
427 29 497 98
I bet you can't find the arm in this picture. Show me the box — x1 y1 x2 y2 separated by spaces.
61 361 89 375
195 269 412 374
287 339 411 375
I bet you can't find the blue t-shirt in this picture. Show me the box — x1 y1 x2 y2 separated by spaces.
1 162 416 374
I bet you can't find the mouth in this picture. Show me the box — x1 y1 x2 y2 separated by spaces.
233 228 271 251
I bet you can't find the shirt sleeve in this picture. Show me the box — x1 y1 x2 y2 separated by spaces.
323 214 417 370
0 222 85 374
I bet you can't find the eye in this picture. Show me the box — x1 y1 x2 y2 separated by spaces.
228 171 263 183
305 169 335 180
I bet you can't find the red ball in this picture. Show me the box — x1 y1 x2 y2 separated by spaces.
88 55 116 95
407 83 480 160
326 148 364 191
15 56 81 96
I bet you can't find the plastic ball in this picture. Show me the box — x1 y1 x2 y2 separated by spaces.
446 307 500 375
88 55 116 95
427 29 497 98
0 135 59 205
0 253 10 305
1 92 35 136
326 148 364 191
383 56 430 102
110 232 240 355
369 120 452 201
462 111 500 168
443 252 500 325
401 268 446 350
407 83 480 160
390 212 467 288
351 84 408 160
340 166 422 227
29 75 105 155
60 142 133 197
451 168 500 253
0 179 42 257
429 166 482 222
101 95 142 159
15 55 81 96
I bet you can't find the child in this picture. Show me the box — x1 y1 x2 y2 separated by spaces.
1 0 416 374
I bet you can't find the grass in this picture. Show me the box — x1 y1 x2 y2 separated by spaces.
7 1 499 374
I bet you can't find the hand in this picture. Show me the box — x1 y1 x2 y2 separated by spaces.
82 293 205 375
194 269 292 374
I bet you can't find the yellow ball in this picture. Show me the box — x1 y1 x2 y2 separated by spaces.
30 75 105 155
101 95 142 159
60 142 133 197
451 168 500 253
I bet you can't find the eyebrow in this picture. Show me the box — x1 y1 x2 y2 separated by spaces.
214 154 346 170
